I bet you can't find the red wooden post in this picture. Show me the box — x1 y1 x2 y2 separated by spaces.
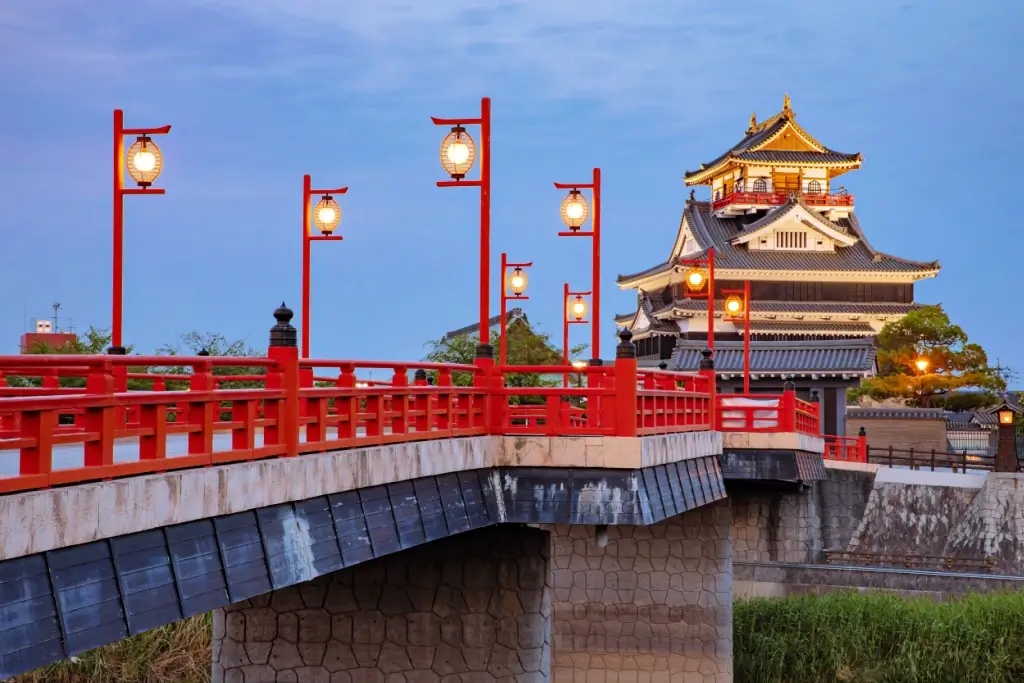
779 381 797 432
472 343 500 434
613 329 638 437
83 360 116 469
188 360 215 458
698 348 716 431
857 426 868 463
268 303 300 457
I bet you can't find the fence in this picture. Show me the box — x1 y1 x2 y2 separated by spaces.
717 390 820 437
867 446 995 473
824 549 996 573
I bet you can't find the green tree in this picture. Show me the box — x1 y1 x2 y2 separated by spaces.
6 326 147 390
423 320 588 404
152 331 267 389
850 305 1005 409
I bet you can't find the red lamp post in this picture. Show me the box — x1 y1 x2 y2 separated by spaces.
554 168 601 360
431 97 492 347
563 284 591 387
499 253 532 366
301 174 347 358
111 109 171 354
722 280 752 393
678 247 716 354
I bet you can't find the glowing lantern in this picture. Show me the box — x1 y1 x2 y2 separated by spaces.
569 295 588 321
439 125 476 179
126 135 163 187
724 295 744 317
560 189 589 230
508 267 528 296
684 267 707 292
313 196 342 235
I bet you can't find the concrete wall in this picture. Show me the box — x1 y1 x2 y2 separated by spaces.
214 526 553 683
944 473 1024 572
845 417 947 454
547 501 733 683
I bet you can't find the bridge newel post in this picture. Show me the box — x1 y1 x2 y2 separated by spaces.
779 379 796 432
106 344 129 428
698 347 716 430
473 343 500 433
268 302 300 457
857 426 868 463
614 328 638 437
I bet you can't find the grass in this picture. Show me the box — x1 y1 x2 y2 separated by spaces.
11 592 1024 682
11 614 211 683
735 591 1024 683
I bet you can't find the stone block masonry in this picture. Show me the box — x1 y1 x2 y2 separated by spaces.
547 500 733 683
214 526 553 682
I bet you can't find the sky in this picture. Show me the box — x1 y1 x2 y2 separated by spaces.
0 1 1021 375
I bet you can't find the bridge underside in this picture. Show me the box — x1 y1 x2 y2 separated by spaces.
719 432 827 491
0 456 727 678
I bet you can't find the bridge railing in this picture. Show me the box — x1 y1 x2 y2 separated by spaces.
716 390 820 436
823 434 867 462
0 311 720 494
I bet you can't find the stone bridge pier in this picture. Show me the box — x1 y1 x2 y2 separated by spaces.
213 504 733 683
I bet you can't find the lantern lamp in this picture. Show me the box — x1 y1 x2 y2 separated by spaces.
125 135 163 187
724 295 744 317
313 195 342 235
998 408 1015 425
569 295 588 321
439 125 476 179
914 357 929 373
508 267 528 296
684 266 707 292
571 360 587 370
560 189 589 230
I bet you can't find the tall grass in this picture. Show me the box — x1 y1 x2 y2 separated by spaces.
11 614 211 683
735 591 1024 683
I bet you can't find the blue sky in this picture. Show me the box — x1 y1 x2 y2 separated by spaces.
1 1 1020 375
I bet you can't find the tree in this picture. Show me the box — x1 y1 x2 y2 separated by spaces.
850 305 1006 409
423 320 588 404
153 331 267 389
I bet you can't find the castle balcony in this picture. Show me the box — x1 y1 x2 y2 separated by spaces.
712 188 854 218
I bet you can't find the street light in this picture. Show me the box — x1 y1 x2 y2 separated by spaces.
998 408 1015 425
723 281 752 393
111 109 171 354
432 98 492 349
563 284 592 387
554 169 602 361
302 175 348 358
679 248 716 354
499 253 532 365
914 357 929 373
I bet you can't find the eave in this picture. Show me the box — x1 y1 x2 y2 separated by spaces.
683 154 862 186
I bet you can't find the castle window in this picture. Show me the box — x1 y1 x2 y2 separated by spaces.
807 180 822 194
752 179 767 192
775 231 807 249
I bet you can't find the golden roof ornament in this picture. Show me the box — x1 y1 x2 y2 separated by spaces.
783 93 792 115
747 111 757 133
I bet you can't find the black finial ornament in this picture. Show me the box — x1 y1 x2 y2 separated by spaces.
810 390 820 403
427 376 435 386
414 369 427 382
588 358 603 367
107 346 127 356
474 343 494 360
783 380 795 391
616 328 636 360
197 347 210 357
658 361 668 371
270 302 297 348
698 347 714 371
859 426 867 437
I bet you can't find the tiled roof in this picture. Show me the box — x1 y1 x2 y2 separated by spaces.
626 295 679 336
444 307 529 340
744 320 876 335
732 195 851 238
846 407 946 420
616 201 940 285
683 116 860 180
655 299 920 317
672 338 876 375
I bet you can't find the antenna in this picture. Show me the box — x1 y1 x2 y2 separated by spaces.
52 302 62 333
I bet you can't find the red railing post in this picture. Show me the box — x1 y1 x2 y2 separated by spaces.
779 381 797 432
107 345 129 428
698 348 716 431
187 360 215 458
857 425 868 463
82 359 116 469
473 343 500 434
613 329 638 437
268 303 300 458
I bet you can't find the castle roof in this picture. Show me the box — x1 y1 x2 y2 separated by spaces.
684 95 862 185
670 338 877 376
616 198 940 288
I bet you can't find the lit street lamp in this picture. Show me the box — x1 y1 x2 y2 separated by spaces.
723 281 752 393
499 252 532 366
432 98 492 349
914 357 929 373
554 168 602 361
679 248 716 354
563 284 591 387
111 109 171 354
302 174 348 358
993 401 1020 472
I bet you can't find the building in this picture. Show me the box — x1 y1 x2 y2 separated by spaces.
615 95 941 435
18 320 77 353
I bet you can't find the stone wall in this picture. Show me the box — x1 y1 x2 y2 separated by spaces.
730 489 821 564
944 473 1024 573
814 468 874 552
214 526 552 682
849 481 977 556
547 501 733 683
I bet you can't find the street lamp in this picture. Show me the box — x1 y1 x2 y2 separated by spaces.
301 175 348 358
914 357 929 373
679 248 716 354
554 169 602 361
723 281 752 393
998 408 1015 425
499 253 532 365
563 284 592 387
111 109 171 354
993 401 1020 472
432 98 492 349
